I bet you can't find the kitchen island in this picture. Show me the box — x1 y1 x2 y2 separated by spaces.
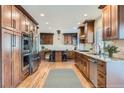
74 50 124 88
41 50 75 62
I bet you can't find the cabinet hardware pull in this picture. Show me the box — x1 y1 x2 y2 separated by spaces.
12 19 16 28
98 74 104 78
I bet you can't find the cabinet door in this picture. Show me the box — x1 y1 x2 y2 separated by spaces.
111 5 118 39
68 35 72 44
2 29 13 88
20 12 26 32
103 6 111 40
83 59 90 78
87 23 94 43
12 34 21 87
25 17 30 32
2 5 12 29
64 35 68 44
12 6 20 32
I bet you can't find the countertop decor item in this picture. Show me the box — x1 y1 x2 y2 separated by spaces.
104 45 119 57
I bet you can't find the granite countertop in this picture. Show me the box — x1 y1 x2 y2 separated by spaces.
74 50 124 63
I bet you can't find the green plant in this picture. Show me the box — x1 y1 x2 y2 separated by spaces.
104 45 119 57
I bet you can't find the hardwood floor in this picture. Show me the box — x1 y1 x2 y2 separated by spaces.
17 60 93 88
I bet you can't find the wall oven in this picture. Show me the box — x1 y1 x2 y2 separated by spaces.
21 33 32 79
22 33 32 53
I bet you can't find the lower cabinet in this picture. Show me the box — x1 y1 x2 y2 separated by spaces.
74 52 106 88
75 52 90 79
97 60 106 88
75 51 124 88
2 28 21 87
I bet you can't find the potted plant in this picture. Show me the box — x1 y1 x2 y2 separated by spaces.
104 45 119 57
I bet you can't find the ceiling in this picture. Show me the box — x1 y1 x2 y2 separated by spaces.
22 5 102 33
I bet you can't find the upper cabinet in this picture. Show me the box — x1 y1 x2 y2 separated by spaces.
2 5 12 30
1 5 38 34
78 26 85 43
63 33 77 45
78 20 94 44
100 5 124 40
102 5 111 40
84 20 95 43
12 6 21 32
20 12 26 32
40 33 54 44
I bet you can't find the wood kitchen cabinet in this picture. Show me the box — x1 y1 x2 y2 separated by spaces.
64 34 72 44
111 5 118 39
0 5 39 88
40 33 53 44
67 51 75 59
20 12 26 32
74 52 90 79
12 33 21 87
78 26 85 43
1 5 12 30
12 6 21 32
25 17 30 32
63 33 77 45
102 5 111 40
83 20 94 43
75 51 124 88
55 51 62 62
2 6 21 32
97 60 106 88
100 5 124 40
2 29 13 88
2 29 22 87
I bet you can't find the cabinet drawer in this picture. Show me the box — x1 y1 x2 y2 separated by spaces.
98 61 106 74
97 71 106 88
97 80 106 88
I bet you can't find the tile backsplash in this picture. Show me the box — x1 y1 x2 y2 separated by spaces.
105 40 124 59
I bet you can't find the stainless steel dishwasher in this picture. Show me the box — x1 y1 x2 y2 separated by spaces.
88 58 97 87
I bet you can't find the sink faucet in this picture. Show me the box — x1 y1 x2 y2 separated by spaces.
93 43 101 55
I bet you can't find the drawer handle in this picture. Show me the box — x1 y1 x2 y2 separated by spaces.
100 64 104 67
98 74 104 78
12 19 16 28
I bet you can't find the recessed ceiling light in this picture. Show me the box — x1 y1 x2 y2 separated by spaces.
84 13 87 17
46 22 49 25
40 13 45 17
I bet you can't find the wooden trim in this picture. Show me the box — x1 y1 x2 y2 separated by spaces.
78 25 84 29
63 33 77 35
0 6 1 28
98 5 106 9
0 5 2 88
40 33 54 35
83 20 95 24
15 5 39 25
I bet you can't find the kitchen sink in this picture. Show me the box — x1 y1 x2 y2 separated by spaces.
86 52 100 55
79 50 89 52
